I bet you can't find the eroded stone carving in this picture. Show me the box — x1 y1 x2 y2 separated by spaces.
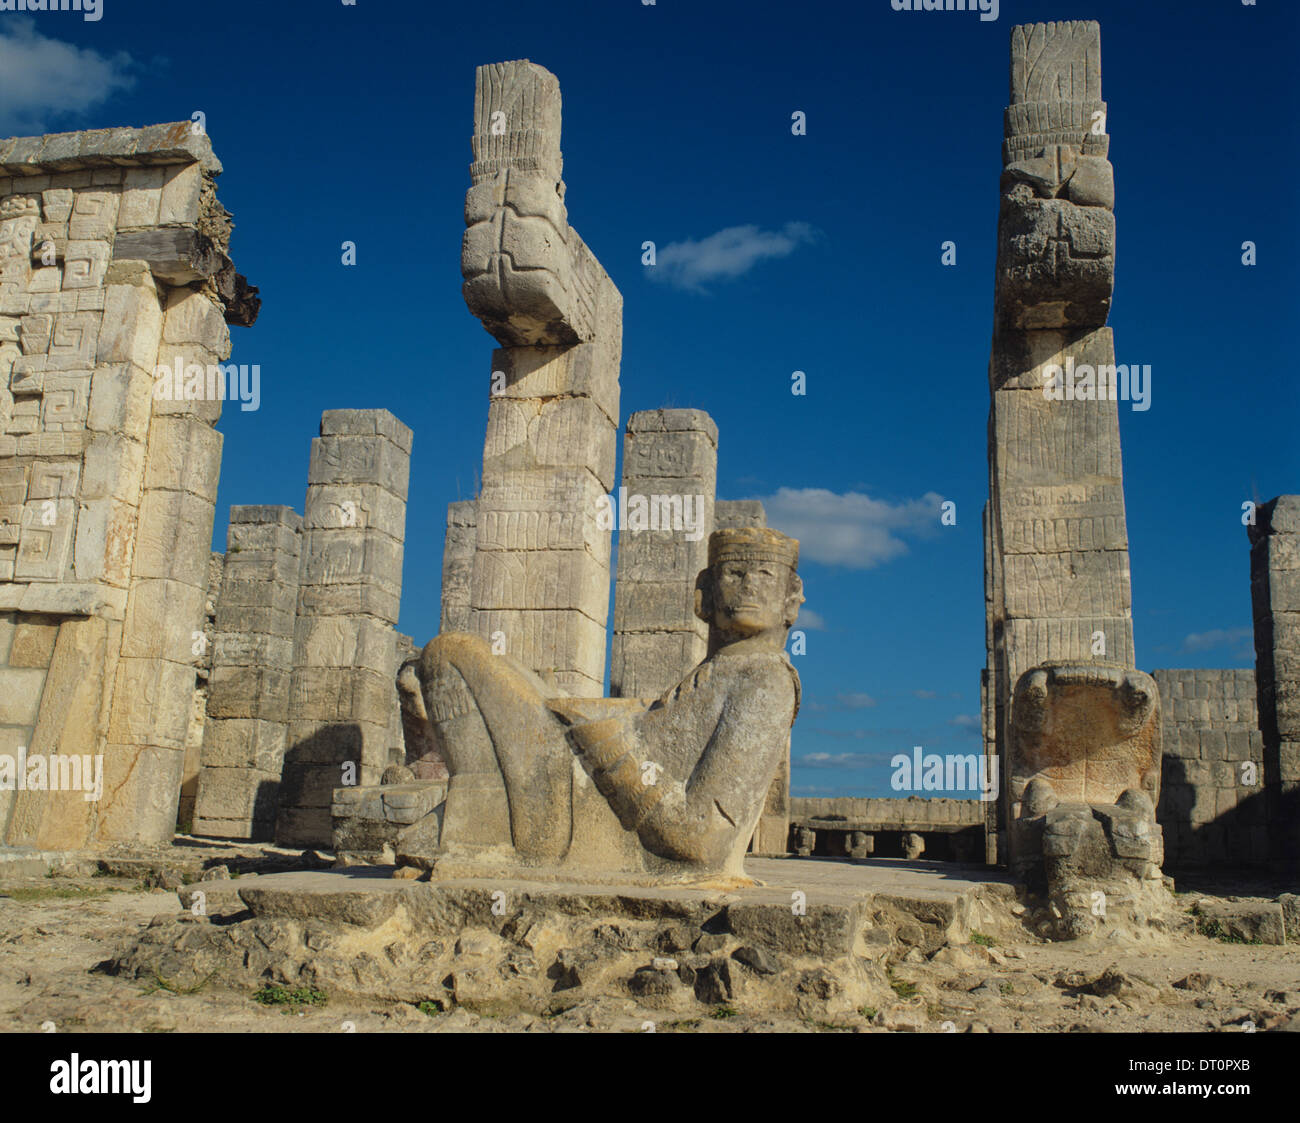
1008 663 1165 936
392 527 802 885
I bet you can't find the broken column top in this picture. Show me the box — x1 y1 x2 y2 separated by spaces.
1005 21 1105 166
626 408 718 444
0 121 222 176
471 59 563 187
320 409 414 453
1248 495 1300 544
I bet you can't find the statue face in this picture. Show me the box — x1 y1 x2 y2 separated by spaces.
711 559 792 636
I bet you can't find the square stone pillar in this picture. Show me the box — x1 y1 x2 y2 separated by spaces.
194 505 301 839
461 60 622 699
440 499 476 634
1250 496 1300 864
610 409 716 698
276 409 411 847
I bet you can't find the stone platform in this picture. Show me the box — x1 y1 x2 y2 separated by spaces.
113 857 1019 1020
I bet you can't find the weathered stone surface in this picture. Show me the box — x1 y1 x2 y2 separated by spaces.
406 527 803 885
194 506 302 841
277 411 411 848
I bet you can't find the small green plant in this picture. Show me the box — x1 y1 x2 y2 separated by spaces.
253 984 328 1010
415 1000 442 1017
859 1006 878 1021
144 972 215 997
999 981 1014 996
0 885 112 902
887 969 917 999
709 1005 737 1020
971 932 996 947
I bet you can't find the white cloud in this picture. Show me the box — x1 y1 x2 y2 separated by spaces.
797 752 881 770
1182 627 1254 660
755 487 944 568
0 25 134 136
835 692 877 710
948 714 982 737
795 607 826 631
647 223 817 292
913 689 938 699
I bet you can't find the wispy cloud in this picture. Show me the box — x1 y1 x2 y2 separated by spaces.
835 692 877 710
1182 627 1254 661
647 222 818 292
796 751 884 771
948 713 982 737
796 607 827 631
0 25 134 136
754 487 944 568
913 689 937 700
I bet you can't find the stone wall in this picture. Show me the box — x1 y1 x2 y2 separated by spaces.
609 409 716 699
1153 668 1267 870
439 500 476 634
276 409 411 847
176 550 223 831
0 123 254 849
194 506 302 840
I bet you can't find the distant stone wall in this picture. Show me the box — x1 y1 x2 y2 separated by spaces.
792 796 985 830
1152 668 1267 869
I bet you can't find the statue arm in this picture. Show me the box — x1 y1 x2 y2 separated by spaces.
568 660 796 865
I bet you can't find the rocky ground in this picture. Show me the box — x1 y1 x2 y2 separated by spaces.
1 853 1297 1034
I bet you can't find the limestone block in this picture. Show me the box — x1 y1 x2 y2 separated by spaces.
207 664 292 722
296 581 400 624
142 419 222 502
67 189 120 239
1001 550 1131 619
441 500 477 634
161 288 232 358
97 276 162 369
106 657 196 750
303 482 407 537
477 469 609 555
15 497 75 580
200 718 290 772
307 434 410 501
193 767 280 823
471 548 608 620
299 529 404 593
996 195 1114 330
158 164 202 225
117 167 165 228
487 339 620 429
467 608 608 685
62 240 109 289
613 580 699 633
120 577 208 662
292 615 396 670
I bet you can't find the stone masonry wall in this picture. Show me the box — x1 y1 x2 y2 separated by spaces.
0 123 254 849
609 409 716 699
194 506 302 840
1152 668 1267 870
276 409 411 847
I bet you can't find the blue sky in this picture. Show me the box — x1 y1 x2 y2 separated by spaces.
4 0 1296 798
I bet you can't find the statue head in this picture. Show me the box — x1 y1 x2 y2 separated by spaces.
694 527 803 652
